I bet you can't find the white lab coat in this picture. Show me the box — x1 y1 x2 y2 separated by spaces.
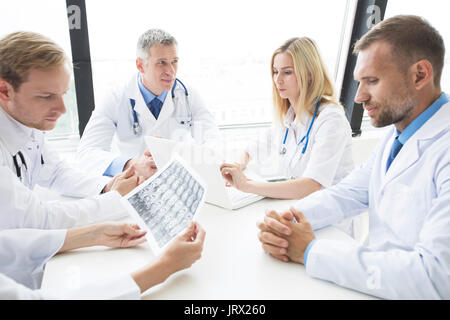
0 273 140 299
0 165 128 230
0 229 140 299
246 103 355 235
294 101 450 299
246 103 354 186
0 165 129 289
0 228 66 289
77 73 220 176
0 107 110 197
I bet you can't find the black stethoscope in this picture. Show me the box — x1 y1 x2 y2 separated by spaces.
130 78 192 136
279 100 321 156
12 151 44 181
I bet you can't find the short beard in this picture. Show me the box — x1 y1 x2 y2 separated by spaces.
372 99 415 128
369 86 416 128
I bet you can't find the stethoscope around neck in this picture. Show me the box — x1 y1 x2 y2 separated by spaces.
12 150 44 183
130 78 192 135
279 99 321 156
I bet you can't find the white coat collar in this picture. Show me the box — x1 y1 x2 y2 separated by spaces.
283 104 326 128
154 92 175 126
382 101 450 185
283 107 296 128
0 106 39 156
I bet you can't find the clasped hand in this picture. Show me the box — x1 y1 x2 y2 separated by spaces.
256 207 315 264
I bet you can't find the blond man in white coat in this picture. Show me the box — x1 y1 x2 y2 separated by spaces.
0 31 134 197
0 31 145 231
77 29 219 179
257 15 450 299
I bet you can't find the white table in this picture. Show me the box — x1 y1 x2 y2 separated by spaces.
41 197 376 300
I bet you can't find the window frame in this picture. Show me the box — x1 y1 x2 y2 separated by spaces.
64 0 388 137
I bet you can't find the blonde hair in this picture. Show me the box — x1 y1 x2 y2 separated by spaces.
0 31 68 90
271 37 341 124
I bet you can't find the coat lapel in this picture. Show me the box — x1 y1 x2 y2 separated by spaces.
381 101 450 190
382 135 420 187
154 94 174 128
127 73 175 133
127 74 157 131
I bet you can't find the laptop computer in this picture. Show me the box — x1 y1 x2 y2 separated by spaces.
144 136 265 210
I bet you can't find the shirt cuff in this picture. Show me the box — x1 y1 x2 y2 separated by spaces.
103 156 131 177
304 239 317 267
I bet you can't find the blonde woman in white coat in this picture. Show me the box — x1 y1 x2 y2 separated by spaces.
221 38 353 204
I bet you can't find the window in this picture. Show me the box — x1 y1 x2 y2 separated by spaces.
86 0 350 130
0 1 79 140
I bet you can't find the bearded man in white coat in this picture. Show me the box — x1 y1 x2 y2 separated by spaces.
257 15 450 299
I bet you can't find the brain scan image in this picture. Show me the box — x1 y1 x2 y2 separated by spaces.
126 159 205 249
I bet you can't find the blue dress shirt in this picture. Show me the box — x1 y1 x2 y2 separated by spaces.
137 73 168 108
303 92 449 264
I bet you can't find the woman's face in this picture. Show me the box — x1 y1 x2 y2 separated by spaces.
273 52 300 104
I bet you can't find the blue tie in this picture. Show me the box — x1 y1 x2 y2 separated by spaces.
386 136 403 172
149 98 162 119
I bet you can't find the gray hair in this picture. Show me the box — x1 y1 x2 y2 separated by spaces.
136 29 177 61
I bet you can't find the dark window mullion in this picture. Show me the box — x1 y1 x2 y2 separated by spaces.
66 0 95 137
340 0 388 137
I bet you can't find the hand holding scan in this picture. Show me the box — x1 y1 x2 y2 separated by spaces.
160 222 206 274
124 149 158 180
220 163 251 191
108 165 143 196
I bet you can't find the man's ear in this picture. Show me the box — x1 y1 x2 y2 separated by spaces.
0 78 15 103
411 59 434 90
136 58 145 73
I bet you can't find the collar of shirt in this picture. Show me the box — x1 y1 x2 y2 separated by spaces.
283 107 297 128
0 107 40 156
397 92 449 144
137 73 168 105
282 106 313 140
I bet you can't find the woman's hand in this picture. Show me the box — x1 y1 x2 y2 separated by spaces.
220 163 251 192
130 222 206 293
160 222 206 274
